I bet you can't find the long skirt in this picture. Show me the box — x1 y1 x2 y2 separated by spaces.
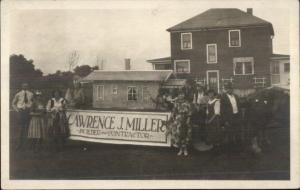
206 116 223 145
171 118 192 148
48 112 70 139
28 115 47 139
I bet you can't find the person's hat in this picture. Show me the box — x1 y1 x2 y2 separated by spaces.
35 90 42 96
21 83 29 87
207 89 217 96
224 82 233 89
196 82 205 88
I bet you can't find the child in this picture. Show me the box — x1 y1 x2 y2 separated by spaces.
27 91 46 152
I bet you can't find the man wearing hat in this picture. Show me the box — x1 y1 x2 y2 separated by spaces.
220 82 242 148
12 82 34 150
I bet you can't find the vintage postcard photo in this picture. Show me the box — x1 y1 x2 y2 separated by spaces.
1 0 299 189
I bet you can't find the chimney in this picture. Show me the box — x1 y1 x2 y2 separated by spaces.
247 8 253 15
125 58 131 70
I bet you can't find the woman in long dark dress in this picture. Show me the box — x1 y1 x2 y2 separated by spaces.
46 90 69 151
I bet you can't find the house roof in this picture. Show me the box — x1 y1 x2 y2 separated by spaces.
167 8 274 35
147 57 171 64
271 53 290 59
82 70 173 82
162 79 186 88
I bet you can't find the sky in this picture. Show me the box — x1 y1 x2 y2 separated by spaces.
9 0 290 75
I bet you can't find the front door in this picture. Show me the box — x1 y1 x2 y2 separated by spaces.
207 70 219 93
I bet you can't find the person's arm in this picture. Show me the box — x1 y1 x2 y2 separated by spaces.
207 100 220 124
12 93 19 112
214 100 220 115
26 92 34 109
186 103 192 124
46 100 52 112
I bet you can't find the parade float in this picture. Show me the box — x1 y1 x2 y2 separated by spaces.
66 70 182 147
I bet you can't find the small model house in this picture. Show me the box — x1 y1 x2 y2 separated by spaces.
270 54 290 89
149 8 281 96
82 70 173 110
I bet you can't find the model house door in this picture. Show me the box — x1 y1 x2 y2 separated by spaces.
207 70 219 93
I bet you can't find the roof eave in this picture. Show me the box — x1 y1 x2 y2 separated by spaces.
167 23 273 33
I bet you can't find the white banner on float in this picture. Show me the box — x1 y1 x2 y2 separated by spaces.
66 109 171 147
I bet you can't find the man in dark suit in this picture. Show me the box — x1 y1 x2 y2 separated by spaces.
220 82 242 146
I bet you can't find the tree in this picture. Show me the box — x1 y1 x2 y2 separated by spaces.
73 65 98 77
10 54 43 88
67 50 80 71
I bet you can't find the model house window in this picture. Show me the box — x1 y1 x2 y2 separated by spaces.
229 30 241 47
233 57 254 75
271 61 280 84
284 63 290 72
95 85 104 100
174 60 190 73
181 33 192 50
112 85 118 95
128 86 138 101
206 44 217 63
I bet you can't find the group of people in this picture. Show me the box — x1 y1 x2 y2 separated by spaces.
11 82 85 152
12 80 272 156
164 81 243 157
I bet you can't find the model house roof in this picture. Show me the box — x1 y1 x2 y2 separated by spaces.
82 70 173 82
167 8 274 34
147 57 171 64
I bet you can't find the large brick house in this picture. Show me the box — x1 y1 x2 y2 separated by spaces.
148 8 276 96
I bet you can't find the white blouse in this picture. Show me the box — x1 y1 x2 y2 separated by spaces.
207 98 220 115
46 98 66 112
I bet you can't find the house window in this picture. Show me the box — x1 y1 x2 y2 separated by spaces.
95 85 104 100
233 57 254 75
181 33 192 50
284 63 290 72
271 61 280 84
142 86 150 101
229 30 241 47
128 86 138 101
112 85 118 95
174 60 190 73
206 44 217 63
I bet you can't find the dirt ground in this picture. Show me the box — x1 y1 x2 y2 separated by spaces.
9 111 290 180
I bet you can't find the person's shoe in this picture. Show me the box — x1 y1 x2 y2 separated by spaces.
177 149 183 156
183 148 188 156
252 143 262 154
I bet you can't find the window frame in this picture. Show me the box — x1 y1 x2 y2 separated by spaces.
229 29 241 47
271 61 280 75
233 57 254 75
112 85 118 95
206 43 218 64
270 61 281 85
174 59 191 74
127 86 138 101
95 85 104 100
284 63 290 73
181 32 192 50
142 86 150 101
